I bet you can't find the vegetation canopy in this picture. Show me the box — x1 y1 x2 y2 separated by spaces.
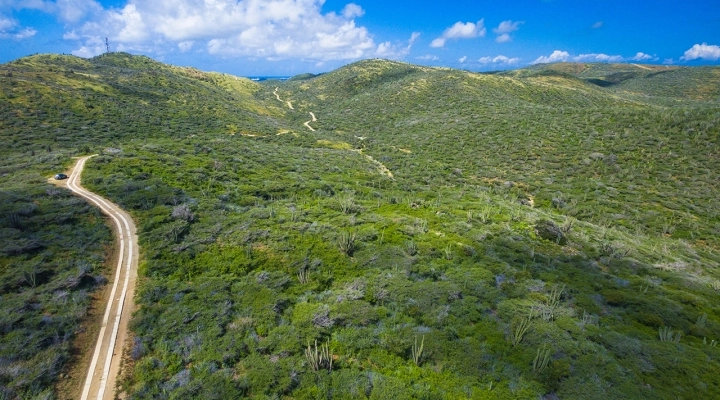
1 53 719 399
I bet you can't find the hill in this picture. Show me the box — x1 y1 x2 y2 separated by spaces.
503 62 720 104
1 54 719 399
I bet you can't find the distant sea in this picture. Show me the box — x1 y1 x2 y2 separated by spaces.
245 76 291 82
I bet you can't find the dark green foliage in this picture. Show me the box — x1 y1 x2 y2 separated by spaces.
288 73 318 82
0 185 111 398
535 219 567 244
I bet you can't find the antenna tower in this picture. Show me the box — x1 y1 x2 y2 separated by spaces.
105 37 110 53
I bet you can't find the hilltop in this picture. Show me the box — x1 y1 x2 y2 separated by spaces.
1 54 719 399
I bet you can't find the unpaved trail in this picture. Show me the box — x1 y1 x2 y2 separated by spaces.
273 87 282 102
304 111 317 131
631 63 654 71
52 155 139 400
274 87 315 129
273 87 295 110
352 149 394 179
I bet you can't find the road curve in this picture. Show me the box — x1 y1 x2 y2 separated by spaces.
61 155 139 400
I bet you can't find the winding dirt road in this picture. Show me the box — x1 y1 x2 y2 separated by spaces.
274 87 318 131
55 155 139 400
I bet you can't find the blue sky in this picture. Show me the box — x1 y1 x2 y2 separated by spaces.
1 0 719 76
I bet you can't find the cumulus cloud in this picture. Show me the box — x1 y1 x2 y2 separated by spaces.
494 34 510 43
71 35 105 57
631 52 656 61
681 43 720 61
531 50 570 64
373 31 421 59
479 55 520 65
0 14 37 39
459 55 467 63
54 0 385 62
493 20 522 35
492 20 522 43
430 19 485 48
532 50 625 64
574 53 624 62
342 3 364 18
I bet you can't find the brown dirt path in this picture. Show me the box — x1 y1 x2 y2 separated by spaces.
50 155 139 400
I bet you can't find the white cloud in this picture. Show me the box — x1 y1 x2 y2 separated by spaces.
479 55 520 65
531 50 570 64
532 50 625 64
430 19 485 48
409 31 421 45
72 44 100 57
112 4 147 43
681 43 720 61
416 54 439 61
11 27 36 39
63 30 80 40
493 20 522 43
0 15 14 31
574 53 624 63
459 55 467 63
0 13 37 39
371 32 420 59
71 35 104 57
375 41 393 56
59 0 384 61
342 3 364 19
631 52 655 61
429 38 445 48
493 20 522 35
495 33 511 43
592 21 603 29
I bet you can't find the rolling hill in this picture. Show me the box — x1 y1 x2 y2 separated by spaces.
1 53 719 399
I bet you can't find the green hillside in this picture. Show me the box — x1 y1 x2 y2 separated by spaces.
1 54 719 399
503 62 720 104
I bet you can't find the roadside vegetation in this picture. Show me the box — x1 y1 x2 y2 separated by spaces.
0 150 111 398
1 53 719 398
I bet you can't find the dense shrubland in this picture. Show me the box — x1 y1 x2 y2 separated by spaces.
0 155 111 398
1 54 720 398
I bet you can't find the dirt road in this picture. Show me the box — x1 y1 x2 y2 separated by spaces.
631 63 654 71
351 149 394 179
55 155 139 400
304 112 317 131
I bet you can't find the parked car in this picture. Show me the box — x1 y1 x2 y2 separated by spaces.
54 173 68 180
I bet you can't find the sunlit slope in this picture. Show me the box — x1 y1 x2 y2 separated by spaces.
0 53 287 151
274 59 720 247
504 62 720 104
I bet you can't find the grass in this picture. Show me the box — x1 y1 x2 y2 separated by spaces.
1 53 720 399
